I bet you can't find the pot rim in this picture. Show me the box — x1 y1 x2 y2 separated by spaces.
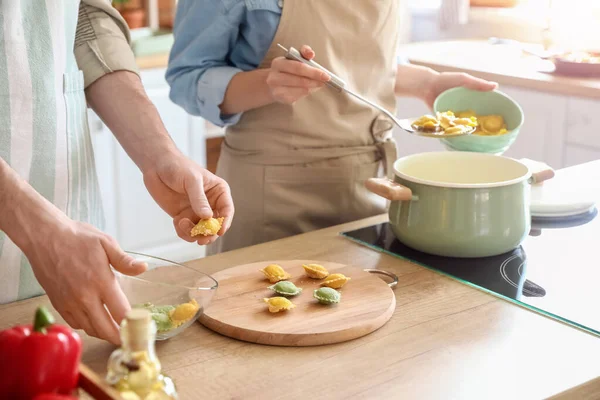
393 152 532 189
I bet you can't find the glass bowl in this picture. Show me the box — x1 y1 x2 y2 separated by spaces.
114 251 218 340
433 87 524 155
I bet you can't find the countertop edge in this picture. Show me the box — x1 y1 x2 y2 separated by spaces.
408 60 600 100
134 49 600 100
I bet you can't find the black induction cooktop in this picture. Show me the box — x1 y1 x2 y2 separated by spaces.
341 208 600 336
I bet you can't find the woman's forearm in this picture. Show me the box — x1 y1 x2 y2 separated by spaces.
394 64 439 100
219 69 275 115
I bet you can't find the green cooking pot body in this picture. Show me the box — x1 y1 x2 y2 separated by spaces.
365 152 555 259
388 176 531 258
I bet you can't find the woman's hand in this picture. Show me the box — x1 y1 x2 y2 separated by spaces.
267 45 331 105
422 71 498 108
395 64 498 109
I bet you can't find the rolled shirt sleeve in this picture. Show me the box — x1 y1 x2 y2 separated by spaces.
166 0 270 127
166 0 281 126
193 66 244 127
75 0 139 89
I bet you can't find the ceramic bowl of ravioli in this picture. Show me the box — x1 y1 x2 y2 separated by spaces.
114 252 218 340
433 87 524 155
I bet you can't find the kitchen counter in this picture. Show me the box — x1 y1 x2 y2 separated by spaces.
400 40 600 99
2 161 600 399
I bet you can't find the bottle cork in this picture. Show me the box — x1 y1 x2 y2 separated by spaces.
125 308 151 351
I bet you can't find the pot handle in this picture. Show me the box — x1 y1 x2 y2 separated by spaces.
365 178 413 201
364 269 398 288
520 158 555 185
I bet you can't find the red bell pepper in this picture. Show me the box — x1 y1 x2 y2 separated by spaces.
33 395 78 400
0 306 82 400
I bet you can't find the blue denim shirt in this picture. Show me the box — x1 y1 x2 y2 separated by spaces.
166 0 407 127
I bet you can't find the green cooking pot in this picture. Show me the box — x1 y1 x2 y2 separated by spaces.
366 152 554 258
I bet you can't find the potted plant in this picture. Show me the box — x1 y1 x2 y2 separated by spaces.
112 0 146 29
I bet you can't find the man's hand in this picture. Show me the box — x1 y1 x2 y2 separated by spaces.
143 152 234 245
86 71 235 245
0 158 146 344
24 219 147 344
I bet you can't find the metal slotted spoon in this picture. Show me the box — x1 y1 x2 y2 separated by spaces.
277 44 474 138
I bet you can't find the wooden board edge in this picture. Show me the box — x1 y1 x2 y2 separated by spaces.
199 293 396 347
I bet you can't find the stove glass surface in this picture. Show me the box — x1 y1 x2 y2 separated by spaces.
341 209 599 336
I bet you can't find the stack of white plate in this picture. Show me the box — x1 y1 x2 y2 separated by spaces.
530 166 598 219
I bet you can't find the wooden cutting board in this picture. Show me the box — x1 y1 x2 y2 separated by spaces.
198 260 396 346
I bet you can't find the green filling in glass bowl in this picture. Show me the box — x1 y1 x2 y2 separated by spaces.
134 299 199 333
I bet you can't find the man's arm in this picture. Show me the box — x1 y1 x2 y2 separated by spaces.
75 0 139 88
74 1 177 171
0 157 146 344
0 158 68 252
75 0 234 241
85 70 178 173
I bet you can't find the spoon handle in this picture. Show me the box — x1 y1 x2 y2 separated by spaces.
343 89 403 129
277 43 401 127
277 44 346 92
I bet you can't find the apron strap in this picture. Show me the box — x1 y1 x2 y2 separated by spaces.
370 114 397 179
376 139 397 179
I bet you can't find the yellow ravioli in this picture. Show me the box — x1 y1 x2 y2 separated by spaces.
169 299 200 328
320 273 351 289
190 217 224 237
263 297 295 313
302 263 329 279
259 264 291 283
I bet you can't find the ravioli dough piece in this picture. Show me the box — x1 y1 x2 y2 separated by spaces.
169 299 200 328
313 287 341 305
478 115 507 135
260 264 291 283
320 273 351 289
302 263 329 279
263 297 295 313
411 114 440 132
190 217 224 237
436 111 455 129
268 281 302 296
455 110 476 119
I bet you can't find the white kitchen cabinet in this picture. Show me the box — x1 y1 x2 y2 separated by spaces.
89 68 207 263
564 144 600 168
500 87 566 167
565 97 600 150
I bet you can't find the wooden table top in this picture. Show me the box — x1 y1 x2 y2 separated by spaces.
399 40 600 100
2 162 600 399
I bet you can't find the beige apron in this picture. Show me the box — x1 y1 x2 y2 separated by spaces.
208 0 400 255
